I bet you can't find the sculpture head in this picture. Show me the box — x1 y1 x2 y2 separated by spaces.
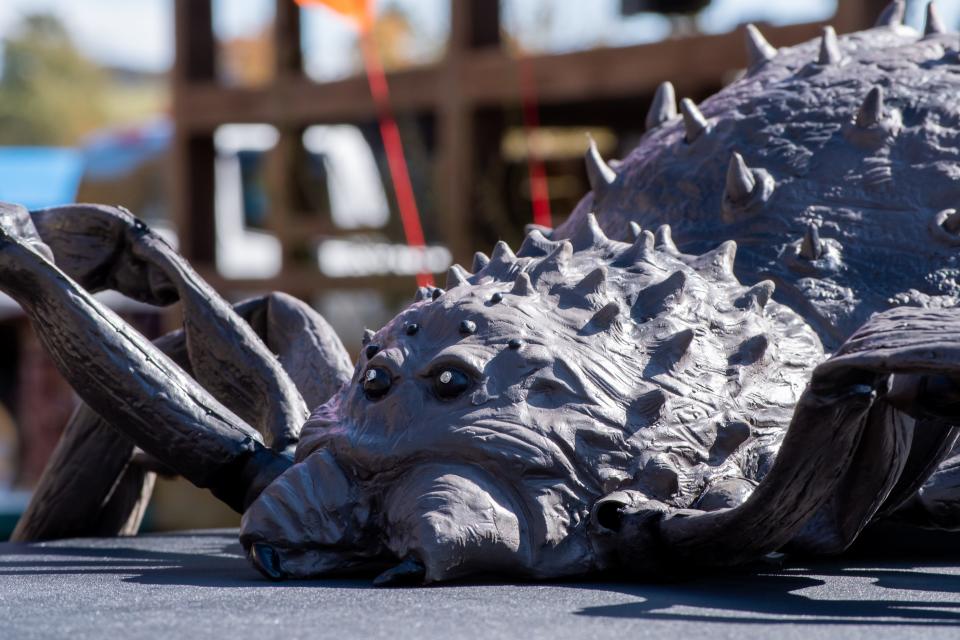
239 215 822 583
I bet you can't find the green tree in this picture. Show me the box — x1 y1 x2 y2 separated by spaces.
0 13 109 146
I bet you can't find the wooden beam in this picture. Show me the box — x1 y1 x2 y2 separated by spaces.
274 0 303 76
171 0 216 264
172 0 214 83
174 20 833 132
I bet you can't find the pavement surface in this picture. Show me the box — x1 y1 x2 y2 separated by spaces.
4 528 960 639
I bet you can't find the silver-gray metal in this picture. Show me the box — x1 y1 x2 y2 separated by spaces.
7 1 960 587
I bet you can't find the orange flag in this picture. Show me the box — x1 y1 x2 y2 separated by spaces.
295 0 373 31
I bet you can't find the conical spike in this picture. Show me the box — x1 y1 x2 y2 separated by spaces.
856 87 884 128
585 135 617 197
472 251 490 272
925 2 946 36
724 152 756 204
729 334 770 366
653 328 695 369
619 229 656 265
510 272 533 296
654 225 678 253
490 240 516 264
590 301 621 329
943 209 960 234
690 240 737 277
629 221 642 240
362 328 375 345
571 213 609 251
633 270 688 322
745 24 777 67
799 224 824 260
575 266 608 297
818 26 841 65
518 229 559 258
486 240 519 280
531 240 573 281
680 98 708 143
414 286 432 302
875 0 905 27
523 223 553 238
645 81 677 131
734 280 775 310
446 264 470 289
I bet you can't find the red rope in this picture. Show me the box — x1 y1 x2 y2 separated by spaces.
360 33 433 286
518 54 552 229
296 0 433 286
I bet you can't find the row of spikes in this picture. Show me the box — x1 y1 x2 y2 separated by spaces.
589 83 893 209
450 211 820 299
430 213 774 317
639 0 939 145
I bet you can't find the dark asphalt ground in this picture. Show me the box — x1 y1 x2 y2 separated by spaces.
3 528 960 639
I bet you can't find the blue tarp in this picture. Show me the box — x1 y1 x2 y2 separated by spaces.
0 147 83 210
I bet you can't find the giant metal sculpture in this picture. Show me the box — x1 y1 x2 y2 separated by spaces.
8 1 960 585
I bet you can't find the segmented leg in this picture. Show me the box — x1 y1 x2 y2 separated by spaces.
12 290 354 542
0 208 290 517
31 204 309 450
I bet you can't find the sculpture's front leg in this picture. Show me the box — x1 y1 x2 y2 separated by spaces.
0 208 287 512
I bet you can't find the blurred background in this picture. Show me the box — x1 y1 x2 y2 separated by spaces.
0 0 947 536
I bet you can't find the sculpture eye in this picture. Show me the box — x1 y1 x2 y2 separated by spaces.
433 367 471 400
362 367 392 400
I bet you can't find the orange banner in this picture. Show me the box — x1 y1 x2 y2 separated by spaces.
294 0 373 31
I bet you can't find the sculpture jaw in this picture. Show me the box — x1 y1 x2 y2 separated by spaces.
239 449 384 580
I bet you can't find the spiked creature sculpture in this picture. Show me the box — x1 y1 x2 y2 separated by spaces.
8 1 960 584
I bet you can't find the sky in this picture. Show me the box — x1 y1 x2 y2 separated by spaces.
0 1 956 75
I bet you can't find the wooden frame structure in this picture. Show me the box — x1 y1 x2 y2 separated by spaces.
171 0 886 298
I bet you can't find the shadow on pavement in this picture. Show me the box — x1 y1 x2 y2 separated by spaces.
4 529 960 626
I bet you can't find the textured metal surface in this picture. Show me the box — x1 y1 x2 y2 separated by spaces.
562 11 960 347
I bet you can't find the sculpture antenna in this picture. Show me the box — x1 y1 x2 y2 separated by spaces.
585 135 617 197
744 24 777 67
856 87 884 128
645 81 677 131
680 98 709 143
925 2 946 36
724 152 756 204
818 26 841 65
875 0 906 27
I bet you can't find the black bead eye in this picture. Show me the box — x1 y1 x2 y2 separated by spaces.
362 367 392 400
433 368 471 400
